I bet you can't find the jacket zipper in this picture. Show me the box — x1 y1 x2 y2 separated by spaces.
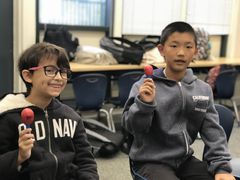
178 82 185 111
44 110 58 179
178 82 189 155
182 131 189 155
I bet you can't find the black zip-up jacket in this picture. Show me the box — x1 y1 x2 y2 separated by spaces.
0 94 99 180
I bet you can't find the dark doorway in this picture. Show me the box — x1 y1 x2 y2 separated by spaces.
0 0 13 97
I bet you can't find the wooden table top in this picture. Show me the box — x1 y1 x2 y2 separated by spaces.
70 58 240 72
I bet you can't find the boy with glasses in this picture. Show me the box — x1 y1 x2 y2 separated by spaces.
0 42 99 180
122 22 235 180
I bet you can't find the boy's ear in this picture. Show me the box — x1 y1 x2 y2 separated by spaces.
195 48 198 55
193 48 199 60
22 70 33 83
157 44 164 56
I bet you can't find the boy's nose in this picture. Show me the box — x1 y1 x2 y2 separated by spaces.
177 49 185 56
55 71 62 79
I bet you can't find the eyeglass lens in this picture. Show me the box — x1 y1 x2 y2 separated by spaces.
44 66 71 79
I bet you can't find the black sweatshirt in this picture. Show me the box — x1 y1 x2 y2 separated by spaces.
0 94 99 180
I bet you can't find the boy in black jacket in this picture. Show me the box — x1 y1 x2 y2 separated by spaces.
0 42 99 180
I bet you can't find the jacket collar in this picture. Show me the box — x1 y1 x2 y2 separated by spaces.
151 68 197 84
0 94 33 114
0 94 62 115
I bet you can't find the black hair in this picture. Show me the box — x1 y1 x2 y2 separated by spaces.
160 21 197 46
18 42 70 94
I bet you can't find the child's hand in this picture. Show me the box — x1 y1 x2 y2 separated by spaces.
215 173 236 180
139 78 156 103
18 128 35 165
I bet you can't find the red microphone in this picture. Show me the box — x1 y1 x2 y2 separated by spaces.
144 65 153 78
21 108 34 128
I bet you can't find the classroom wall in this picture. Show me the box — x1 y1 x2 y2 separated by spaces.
209 36 221 58
13 0 36 93
227 0 240 58
13 0 240 93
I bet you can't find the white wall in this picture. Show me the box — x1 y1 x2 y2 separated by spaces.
227 0 240 58
13 0 36 93
113 0 123 37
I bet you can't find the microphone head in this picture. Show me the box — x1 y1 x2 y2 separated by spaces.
144 65 153 77
21 108 34 125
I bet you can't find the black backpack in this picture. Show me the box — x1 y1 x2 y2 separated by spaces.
135 35 161 51
43 27 79 61
83 119 124 157
100 37 144 64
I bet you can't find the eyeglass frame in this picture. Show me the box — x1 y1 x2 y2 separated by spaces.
28 65 72 80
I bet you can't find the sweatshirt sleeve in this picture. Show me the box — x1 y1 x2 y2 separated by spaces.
122 81 157 134
0 115 22 180
199 94 232 174
72 118 99 180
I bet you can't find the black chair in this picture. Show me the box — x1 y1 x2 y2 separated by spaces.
109 71 143 131
214 69 240 126
214 104 234 141
72 73 114 131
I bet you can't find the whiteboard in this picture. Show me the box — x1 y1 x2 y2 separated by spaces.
122 0 232 35
186 0 232 35
122 0 183 35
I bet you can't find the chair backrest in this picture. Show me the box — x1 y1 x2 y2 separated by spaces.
214 104 234 141
72 73 107 110
215 69 238 99
118 71 143 106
